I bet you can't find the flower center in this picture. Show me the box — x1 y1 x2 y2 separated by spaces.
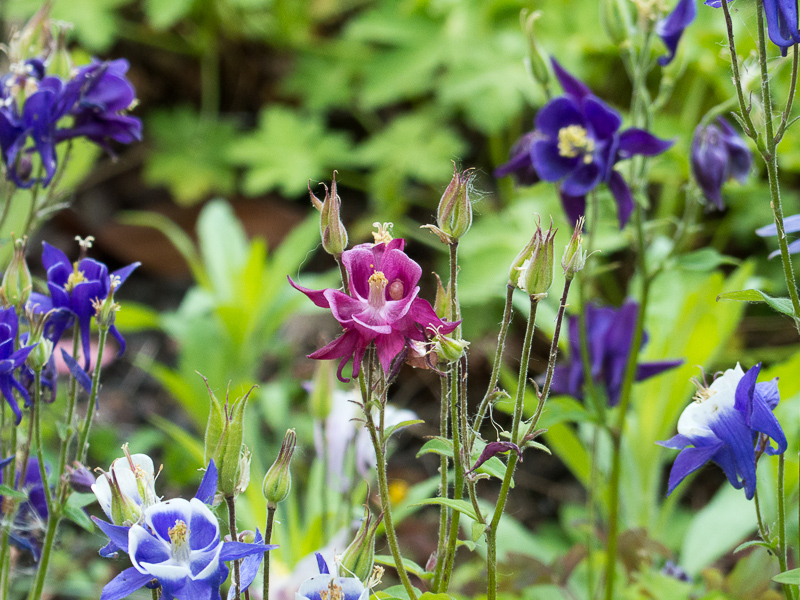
66 264 86 292
320 582 344 600
368 271 389 308
168 520 191 563
690 377 717 404
388 279 404 300
557 125 595 164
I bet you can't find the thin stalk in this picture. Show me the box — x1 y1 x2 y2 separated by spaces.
487 296 539 600
469 284 515 451
440 363 464 592
448 242 461 331
753 488 771 542
776 454 795 600
0 414 17 592
753 0 800 331
720 0 759 141
26 507 59 600
225 495 242 600
604 206 651 600
152 588 161 600
0 182 14 234
77 326 109 464
55 328 82 503
263 506 276 600
33 371 52 510
775 43 799 144
433 375 449 591
335 255 350 295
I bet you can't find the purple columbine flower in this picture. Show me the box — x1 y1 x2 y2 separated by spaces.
98 497 274 600
493 132 540 186
0 457 50 560
290 238 458 382
0 56 141 188
28 241 139 370
657 363 786 499
656 0 698 66
550 301 683 406
297 553 370 600
755 214 800 258
495 59 672 228
0 306 36 424
691 117 751 210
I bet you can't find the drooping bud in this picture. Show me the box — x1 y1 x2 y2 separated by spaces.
309 172 348 257
521 10 550 89
24 308 52 373
562 216 588 280
432 273 450 320
66 461 96 494
432 331 470 364
518 219 556 298
436 164 474 241
201 374 256 498
339 507 384 581
263 429 296 508
600 0 632 46
1 236 32 309
309 360 335 420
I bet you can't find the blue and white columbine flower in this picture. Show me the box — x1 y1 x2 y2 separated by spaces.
296 553 370 600
658 363 786 499
99 497 273 600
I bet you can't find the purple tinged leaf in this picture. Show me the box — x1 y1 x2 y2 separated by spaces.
468 442 521 474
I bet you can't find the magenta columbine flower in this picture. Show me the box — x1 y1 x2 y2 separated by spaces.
691 117 751 210
496 59 672 228
658 363 786 499
290 238 458 382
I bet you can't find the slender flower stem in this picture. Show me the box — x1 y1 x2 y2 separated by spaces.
226 495 242 600
33 372 52 510
720 0 759 142
55 327 82 503
77 326 109 464
0 182 14 235
604 205 651 600
440 363 464 592
753 488 771 542
26 509 59 600
263 506 276 600
487 296 539 600
152 588 161 600
469 284 515 452
774 44 799 144
335 255 350 296
776 454 795 600
433 375 449 591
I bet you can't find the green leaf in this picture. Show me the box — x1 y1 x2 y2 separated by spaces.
773 569 800 585
0 485 26 500
456 539 476 551
144 107 239 206
674 247 740 271
197 199 249 302
384 419 425 439
416 437 453 458
471 521 487 541
734 540 776 554
113 301 162 332
374 555 430 580
229 106 354 197
418 594 458 600
144 0 195 29
523 440 551 455
64 500 95 532
410 498 478 521
716 289 795 317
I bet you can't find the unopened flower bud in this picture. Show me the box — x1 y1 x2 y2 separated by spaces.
45 25 74 79
436 164 474 241
201 374 256 498
263 429 296 508
310 172 348 257
24 308 52 372
518 219 556 298
66 461 95 494
8 5 52 63
432 331 469 364
600 0 631 46
509 234 537 289
1 236 32 309
433 273 450 320
521 11 550 89
562 217 587 280
339 507 383 581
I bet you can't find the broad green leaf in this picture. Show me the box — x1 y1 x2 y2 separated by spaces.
674 247 740 271
374 555 430 580
410 498 478 521
0 485 26 500
64 500 95 532
229 106 354 197
384 419 425 439
144 107 239 206
197 199 249 302
416 437 453 458
773 569 800 585
717 288 795 317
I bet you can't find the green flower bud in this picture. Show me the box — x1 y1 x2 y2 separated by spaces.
8 4 52 64
109 470 143 526
436 164 474 241
562 216 588 280
200 374 256 498
433 332 470 364
519 220 556 298
432 273 450 320
521 10 550 90
310 172 348 257
263 429 296 508
24 307 53 372
1 236 32 309
509 234 537 289
600 0 632 46
45 25 74 80
339 507 383 581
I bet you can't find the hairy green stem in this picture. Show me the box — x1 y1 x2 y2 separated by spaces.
433 375 449 591
77 326 109 464
776 454 795 600
226 495 242 600
26 507 59 600
33 372 52 510
487 296 539 600
774 43 799 144
720 0 760 142
263 506 276 600
440 364 464 592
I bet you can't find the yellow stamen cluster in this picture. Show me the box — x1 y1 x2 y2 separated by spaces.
690 377 717 404
66 264 86 291
557 125 595 163
367 565 385 589
168 520 189 547
372 222 393 244
320 582 344 600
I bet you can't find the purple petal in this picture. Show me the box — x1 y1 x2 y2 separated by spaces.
733 363 761 424
111 262 140 286
756 214 800 237
762 0 800 49
707 405 757 499
195 460 218 504
218 540 276 562
666 442 722 495
561 162 601 196
531 140 578 182
287 277 332 309
583 96 622 140
551 58 592 99
468 442 521 473
92 517 131 554
100 567 152 600
61 348 92 394
656 434 693 450
608 171 635 229
316 552 330 574
534 96 585 137
618 128 675 157
655 0 697 66
375 331 407 375
635 359 684 382
558 190 586 225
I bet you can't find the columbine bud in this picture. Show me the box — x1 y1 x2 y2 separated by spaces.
201 374 256 498
310 172 348 257
521 11 550 89
562 217 587 280
24 308 52 373
263 429 296 508
340 507 384 581
518 220 556 298
1 236 32 309
432 331 469 364
436 165 474 241
8 5 52 63
66 462 96 494
433 273 450 320
509 234 537 289
45 25 74 79
600 0 631 46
